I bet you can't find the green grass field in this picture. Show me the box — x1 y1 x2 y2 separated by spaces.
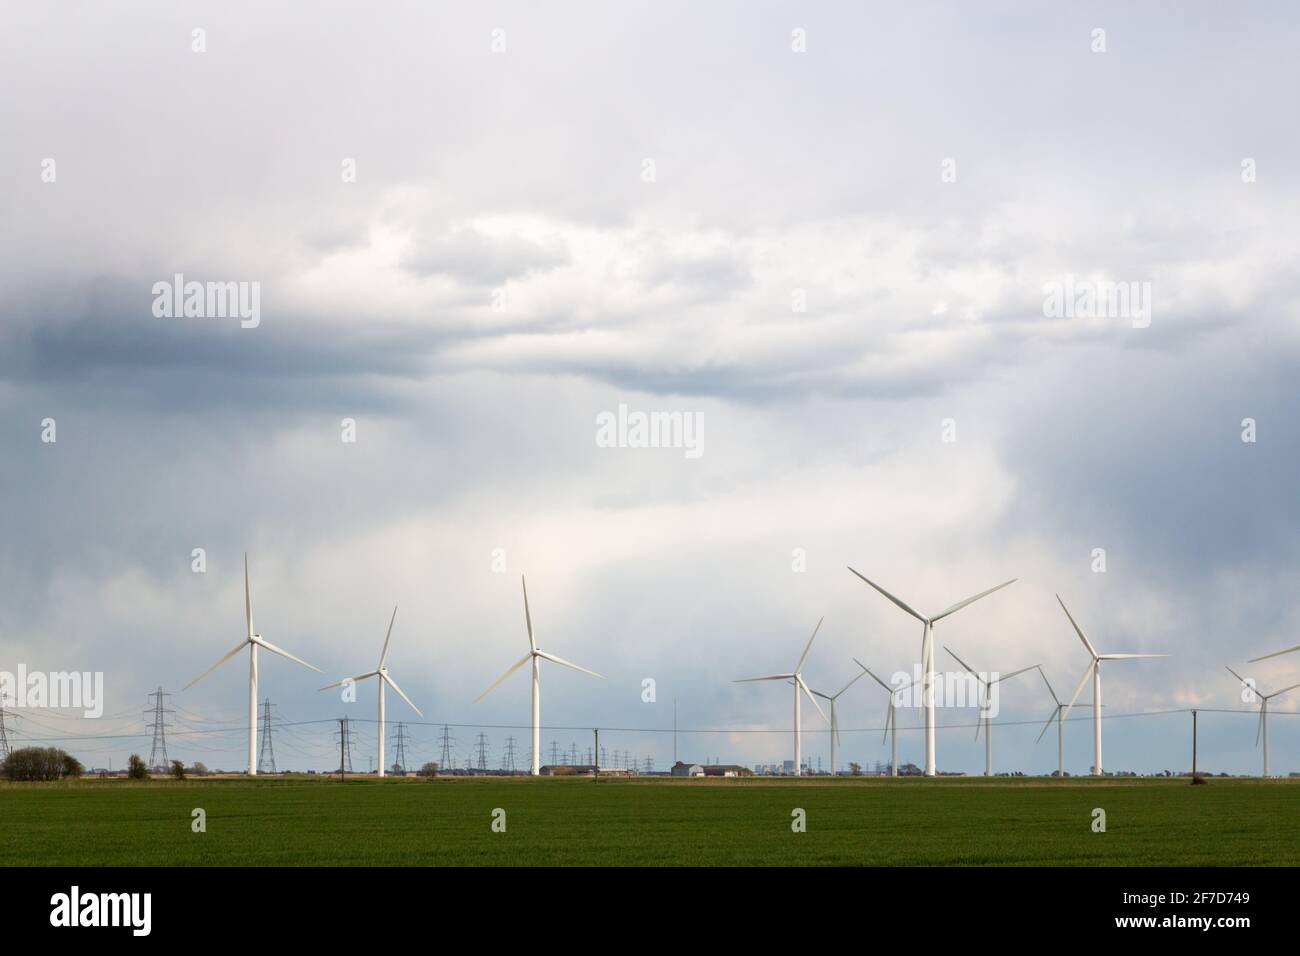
2 775 1296 866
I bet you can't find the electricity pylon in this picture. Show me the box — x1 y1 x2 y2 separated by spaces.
144 687 173 771
256 698 277 774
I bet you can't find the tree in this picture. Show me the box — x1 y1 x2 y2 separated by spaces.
191 762 208 777
3 747 82 781
848 761 862 776
418 761 439 777
127 754 149 780
171 760 186 780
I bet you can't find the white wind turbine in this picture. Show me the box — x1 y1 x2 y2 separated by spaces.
1058 595 1168 775
183 554 320 775
847 568 1016 776
854 661 919 777
318 606 422 777
810 669 867 776
734 618 830 776
1226 666 1300 778
944 646 1037 777
475 576 603 776
1035 666 1095 777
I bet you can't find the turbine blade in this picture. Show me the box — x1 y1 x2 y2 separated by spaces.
244 553 253 639
256 638 321 672
316 672 377 693
974 712 981 741
522 576 536 653
932 579 1017 622
1035 707 1057 744
796 617 823 673
734 673 795 683
882 702 893 743
944 646 980 681
1267 682 1300 700
846 568 927 623
1061 661 1095 724
992 664 1040 684
1055 594 1098 659
475 653 532 702
183 639 248 690
379 605 397 668
1037 666 1059 705
1097 653 1168 660
921 626 933 685
1248 643 1300 663
797 676 829 724
853 659 894 693
382 673 423 717
834 668 867 699
537 650 604 680
1225 665 1249 687
1256 706 1264 748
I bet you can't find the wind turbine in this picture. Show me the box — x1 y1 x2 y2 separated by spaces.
1058 595 1168 775
810 669 867 776
1035 666 1095 777
475 576 603 776
944 647 1037 776
318 606 422 777
1226 667 1300 778
183 554 320 775
847 568 1016 776
734 618 830 776
854 661 919 777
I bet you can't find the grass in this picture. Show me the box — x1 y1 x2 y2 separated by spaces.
1 775 1296 866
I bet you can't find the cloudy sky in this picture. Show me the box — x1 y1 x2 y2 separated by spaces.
3 2 1299 775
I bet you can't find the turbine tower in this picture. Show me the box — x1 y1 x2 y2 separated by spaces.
855 662 918 777
944 647 1037 776
733 617 830 776
810 668 867 775
1035 666 1094 777
1057 595 1168 775
318 606 422 778
1226 666 1299 777
184 554 320 775
848 568 1016 776
475 576 604 776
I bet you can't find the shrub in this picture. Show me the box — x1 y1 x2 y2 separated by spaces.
3 747 83 781
418 761 439 777
171 760 186 780
127 754 149 780
191 761 208 777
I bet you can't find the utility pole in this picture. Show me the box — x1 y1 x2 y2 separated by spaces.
391 722 409 775
476 732 489 771
0 706 16 760
257 698 276 774
673 696 677 764
503 736 517 773
334 717 355 776
145 687 173 771
550 740 560 766
438 725 454 773
1191 709 1199 781
594 729 599 783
